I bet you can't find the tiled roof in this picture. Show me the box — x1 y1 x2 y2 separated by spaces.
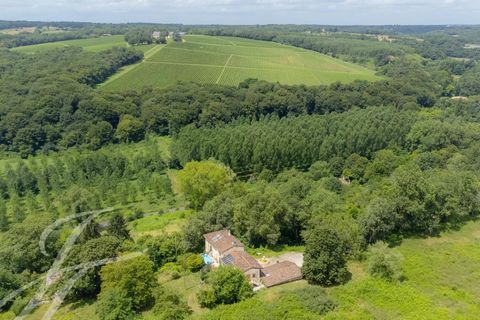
261 261 303 288
221 251 262 272
204 230 244 254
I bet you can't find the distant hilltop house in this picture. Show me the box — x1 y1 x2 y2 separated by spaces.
152 31 162 40
203 230 302 288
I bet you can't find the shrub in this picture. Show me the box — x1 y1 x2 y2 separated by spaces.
153 286 192 320
197 266 253 308
367 242 403 282
293 286 337 315
100 255 157 311
96 288 134 320
185 254 204 272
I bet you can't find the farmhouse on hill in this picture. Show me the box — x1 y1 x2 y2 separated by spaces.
203 230 302 288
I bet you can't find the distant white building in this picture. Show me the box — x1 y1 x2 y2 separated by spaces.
152 31 161 40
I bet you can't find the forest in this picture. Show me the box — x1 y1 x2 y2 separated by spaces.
0 22 480 319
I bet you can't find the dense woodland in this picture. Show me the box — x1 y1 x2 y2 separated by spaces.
1 22 480 319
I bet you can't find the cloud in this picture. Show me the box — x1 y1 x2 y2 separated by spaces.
1 0 479 24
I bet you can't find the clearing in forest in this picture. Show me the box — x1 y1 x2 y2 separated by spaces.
101 34 381 90
11 35 133 53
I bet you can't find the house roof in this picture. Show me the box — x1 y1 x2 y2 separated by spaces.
221 251 262 272
204 230 244 255
261 261 303 288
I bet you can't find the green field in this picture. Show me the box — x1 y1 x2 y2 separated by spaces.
193 220 480 320
101 35 381 90
11 35 130 53
13 217 480 320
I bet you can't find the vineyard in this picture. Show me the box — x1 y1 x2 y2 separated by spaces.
101 34 381 90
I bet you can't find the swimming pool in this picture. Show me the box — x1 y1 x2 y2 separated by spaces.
202 253 214 265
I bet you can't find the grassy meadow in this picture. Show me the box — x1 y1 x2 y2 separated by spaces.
11 35 130 53
101 35 381 90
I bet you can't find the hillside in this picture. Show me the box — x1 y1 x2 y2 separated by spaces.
191 219 480 320
1 21 480 320
13 215 480 320
101 35 381 90
10 35 131 53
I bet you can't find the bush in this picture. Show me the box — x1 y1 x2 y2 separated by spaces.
293 286 337 315
197 266 253 308
96 288 134 320
100 256 157 311
197 288 217 309
153 286 192 320
185 254 204 272
367 242 403 282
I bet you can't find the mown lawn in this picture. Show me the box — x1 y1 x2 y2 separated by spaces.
10 35 153 54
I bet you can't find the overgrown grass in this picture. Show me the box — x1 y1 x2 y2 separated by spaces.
194 220 480 320
129 210 194 238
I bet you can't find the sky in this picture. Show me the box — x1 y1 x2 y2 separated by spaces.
1 0 480 25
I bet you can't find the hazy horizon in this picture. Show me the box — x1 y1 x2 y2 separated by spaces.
1 0 479 25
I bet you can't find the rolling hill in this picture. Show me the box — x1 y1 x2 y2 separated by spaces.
100 35 382 90
10 35 134 53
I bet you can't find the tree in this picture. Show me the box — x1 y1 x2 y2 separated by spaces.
12 125 47 158
308 161 332 181
197 266 253 308
364 149 401 180
107 213 131 241
115 115 145 143
302 226 349 286
143 233 184 269
96 288 134 320
178 160 235 209
367 242 403 282
0 268 20 301
100 255 157 311
0 215 57 273
86 121 113 150
77 220 101 243
153 286 192 320
0 201 9 232
124 30 153 45
359 197 400 244
63 236 122 301
342 153 369 182
232 185 289 247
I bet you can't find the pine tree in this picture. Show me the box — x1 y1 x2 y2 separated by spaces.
107 213 131 240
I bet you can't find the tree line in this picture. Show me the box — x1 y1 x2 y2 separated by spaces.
171 107 417 174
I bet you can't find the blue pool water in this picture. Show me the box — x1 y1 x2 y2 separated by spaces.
202 253 214 265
